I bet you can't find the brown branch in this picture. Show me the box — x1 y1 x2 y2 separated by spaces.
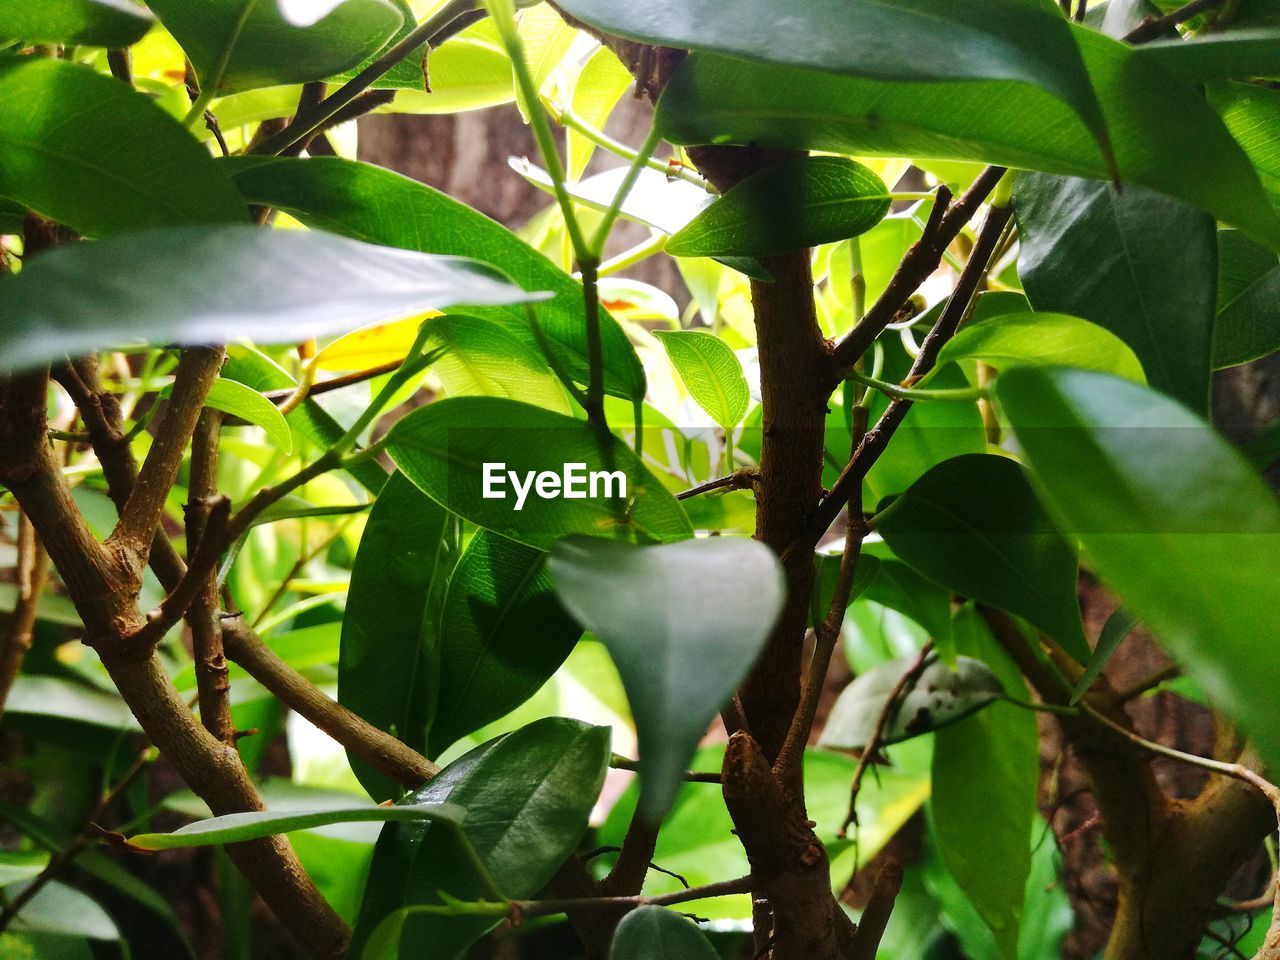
0 513 48 717
675 469 758 501
1124 0 1223 42
847 861 903 960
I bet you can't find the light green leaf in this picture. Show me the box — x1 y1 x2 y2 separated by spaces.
656 27 1280 250
7 882 118 941
158 378 292 454
0 58 246 237
386 397 693 550
818 653 1005 750
0 0 152 47
127 802 463 850
1070 607 1139 705
0 851 49 889
875 454 1088 661
652 330 750 430
340 473 456 800
555 0 1114 172
1014 173 1216 411
994 367 1280 773
610 907 718 960
0 225 541 372
567 46 634 180
429 531 582 756
427 314 571 413
227 156 647 401
147 0 402 93
938 310 1146 382
931 606 1039 960
381 37 514 112
1214 228 1280 368
1210 80 1280 212
3 675 139 732
549 535 783 820
667 156 889 258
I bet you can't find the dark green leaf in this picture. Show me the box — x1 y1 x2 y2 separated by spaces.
655 27 1280 249
0 0 153 47
610 906 718 960
810 552 880 629
1014 172 1216 411
386 398 693 550
327 0 428 90
666 156 890 258
555 0 1114 171
1214 229 1280 367
1070 607 1139 705
931 606 1038 960
127 802 463 850
1138 29 1280 82
819 652 1005 750
652 330 750 430
340 473 456 799
0 58 245 237
937 310 1145 382
0 225 541 372
994 367 1280 773
226 156 647 401
428 532 582 756
875 453 1088 662
353 718 610 959
148 0 402 93
549 536 784 820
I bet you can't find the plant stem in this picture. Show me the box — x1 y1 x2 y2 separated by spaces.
181 86 216 129
589 124 662 256
844 369 986 403
554 103 712 190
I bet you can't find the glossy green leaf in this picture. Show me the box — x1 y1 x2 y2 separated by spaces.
428 532 582 756
0 225 540 372
610 907 718 960
127 802 463 850
147 0 402 94
340 473 456 799
1138 29 1280 82
352 718 610 959
158 378 292 454
1214 229 1280 367
555 0 1114 171
931 606 1038 960
937 310 1146 382
227 156 647 401
818 653 1005 750
386 397 693 550
0 58 245 237
666 156 890 258
994 367 1280 772
0 0 153 47
1014 172 1216 411
652 330 749 430
427 314 571 413
549 535 783 820
656 27 1280 249
1070 607 1139 705
876 453 1087 662
810 552 880 629
1210 80 1280 210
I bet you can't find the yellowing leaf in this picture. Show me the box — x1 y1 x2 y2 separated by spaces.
314 312 440 371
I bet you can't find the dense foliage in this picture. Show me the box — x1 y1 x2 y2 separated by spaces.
1 1 1278 958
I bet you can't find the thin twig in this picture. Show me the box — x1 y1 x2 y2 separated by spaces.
609 754 722 784
0 514 48 716
1124 0 1223 42
675 469 758 501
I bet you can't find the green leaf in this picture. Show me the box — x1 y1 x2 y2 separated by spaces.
327 0 426 90
0 225 541 372
429 532 582 756
655 26 1280 249
818 653 1005 750
7 882 118 941
427 314 571 413
555 0 1115 173
382 36 514 113
1014 173 1216 411
1070 607 1139 705
0 0 153 47
158 378 292 454
1138 29 1280 82
126 802 463 850
3 675 139 731
549 536 783 820
567 46 633 180
386 397 693 550
226 156 647 401
993 367 1280 773
937 310 1146 383
147 0 402 94
1214 229 1280 367
0 851 49 888
0 58 245 237
340 473 456 799
610 907 718 960
666 156 890 258
875 454 1088 662
931 606 1038 960
352 718 610 959
810 552 881 629
652 330 749 430
1210 80 1280 212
